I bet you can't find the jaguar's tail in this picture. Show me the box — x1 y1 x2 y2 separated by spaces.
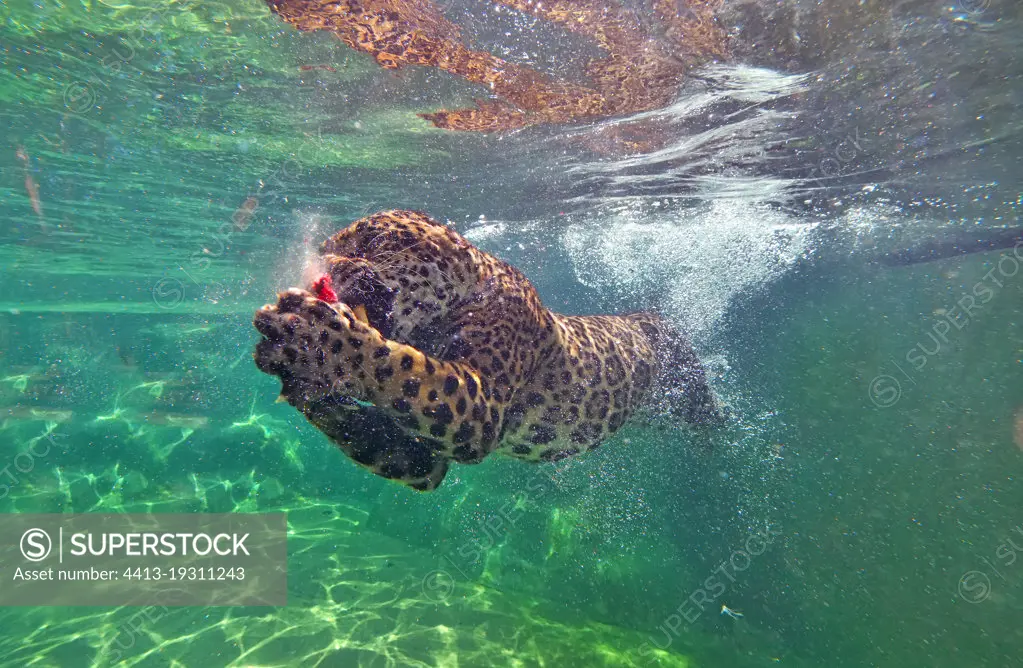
646 316 723 426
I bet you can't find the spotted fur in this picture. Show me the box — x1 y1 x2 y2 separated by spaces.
254 210 719 490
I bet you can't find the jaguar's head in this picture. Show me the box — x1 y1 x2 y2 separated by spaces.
312 210 487 359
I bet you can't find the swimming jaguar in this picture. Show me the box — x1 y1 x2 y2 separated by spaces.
253 210 720 490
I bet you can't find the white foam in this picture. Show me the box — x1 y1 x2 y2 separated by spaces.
277 210 333 291
563 198 817 340
462 221 507 246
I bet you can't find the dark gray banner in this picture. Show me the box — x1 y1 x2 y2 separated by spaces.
0 514 287 606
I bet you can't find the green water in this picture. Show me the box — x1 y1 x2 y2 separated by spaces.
2 0 1022 666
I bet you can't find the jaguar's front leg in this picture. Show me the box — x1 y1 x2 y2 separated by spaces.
254 289 504 487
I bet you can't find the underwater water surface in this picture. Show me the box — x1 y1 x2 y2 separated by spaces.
1 0 1022 666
